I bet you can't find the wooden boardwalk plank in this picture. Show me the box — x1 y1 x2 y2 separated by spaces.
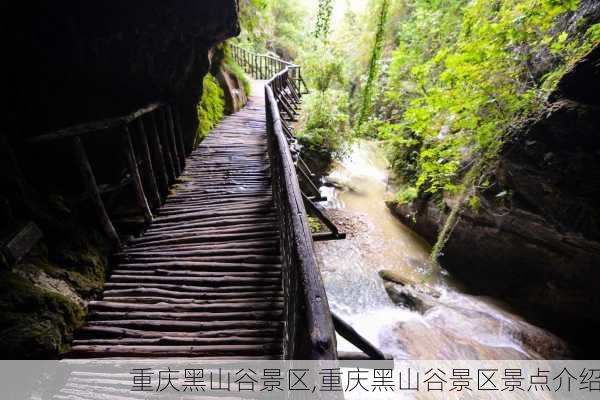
69 87 284 359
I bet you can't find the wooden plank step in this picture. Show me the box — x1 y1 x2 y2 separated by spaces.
76 326 282 339
72 336 281 346
68 344 282 358
88 310 283 321
88 300 283 311
100 296 284 304
102 287 283 299
88 319 283 331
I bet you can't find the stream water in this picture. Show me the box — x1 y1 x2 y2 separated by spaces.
314 140 569 360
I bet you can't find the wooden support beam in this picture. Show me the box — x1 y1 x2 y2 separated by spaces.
278 96 297 121
280 120 294 139
305 195 328 202
298 157 315 178
134 118 161 210
332 312 387 360
122 126 153 225
172 104 187 162
155 111 177 183
279 90 299 116
71 137 121 248
313 232 347 241
298 165 322 198
162 107 182 177
166 105 185 172
302 193 346 240
145 113 170 196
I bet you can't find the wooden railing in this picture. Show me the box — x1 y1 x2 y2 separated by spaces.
231 44 308 95
231 44 338 359
26 102 187 248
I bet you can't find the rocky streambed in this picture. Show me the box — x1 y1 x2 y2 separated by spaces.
313 140 572 360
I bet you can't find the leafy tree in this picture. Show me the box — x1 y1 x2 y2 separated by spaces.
314 0 335 40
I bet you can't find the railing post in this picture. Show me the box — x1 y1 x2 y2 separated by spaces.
146 112 170 195
157 108 178 181
134 118 162 210
173 104 187 160
122 126 153 225
71 136 121 248
163 107 182 175
166 104 185 171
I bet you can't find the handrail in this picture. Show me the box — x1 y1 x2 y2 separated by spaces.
27 102 165 144
25 101 188 248
230 44 308 94
232 44 338 359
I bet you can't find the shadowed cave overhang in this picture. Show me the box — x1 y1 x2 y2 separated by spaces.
2 0 240 149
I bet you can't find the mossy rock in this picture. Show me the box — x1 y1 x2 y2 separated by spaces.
0 270 86 358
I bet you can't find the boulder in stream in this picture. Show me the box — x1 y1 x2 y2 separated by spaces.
380 269 441 314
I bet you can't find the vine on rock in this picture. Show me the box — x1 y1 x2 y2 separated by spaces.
356 0 389 130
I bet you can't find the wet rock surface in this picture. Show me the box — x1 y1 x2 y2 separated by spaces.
379 269 572 358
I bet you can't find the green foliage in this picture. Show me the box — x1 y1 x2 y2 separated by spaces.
297 89 351 158
196 74 225 145
357 0 390 129
237 0 270 51
300 42 347 93
314 0 335 40
468 194 481 213
380 0 597 198
396 186 418 205
236 0 309 60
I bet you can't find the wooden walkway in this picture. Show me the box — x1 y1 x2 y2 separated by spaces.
70 86 285 359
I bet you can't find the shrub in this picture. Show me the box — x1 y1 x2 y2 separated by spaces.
396 186 418 205
296 89 351 159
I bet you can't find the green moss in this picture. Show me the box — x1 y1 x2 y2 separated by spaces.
308 216 323 233
220 42 251 96
0 221 110 358
196 73 225 145
0 270 85 358
226 61 251 96
468 194 481 213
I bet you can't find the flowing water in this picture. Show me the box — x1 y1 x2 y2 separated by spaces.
314 140 569 360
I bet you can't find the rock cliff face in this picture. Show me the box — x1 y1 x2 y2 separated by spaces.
3 1 239 144
0 1 240 358
389 45 600 355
